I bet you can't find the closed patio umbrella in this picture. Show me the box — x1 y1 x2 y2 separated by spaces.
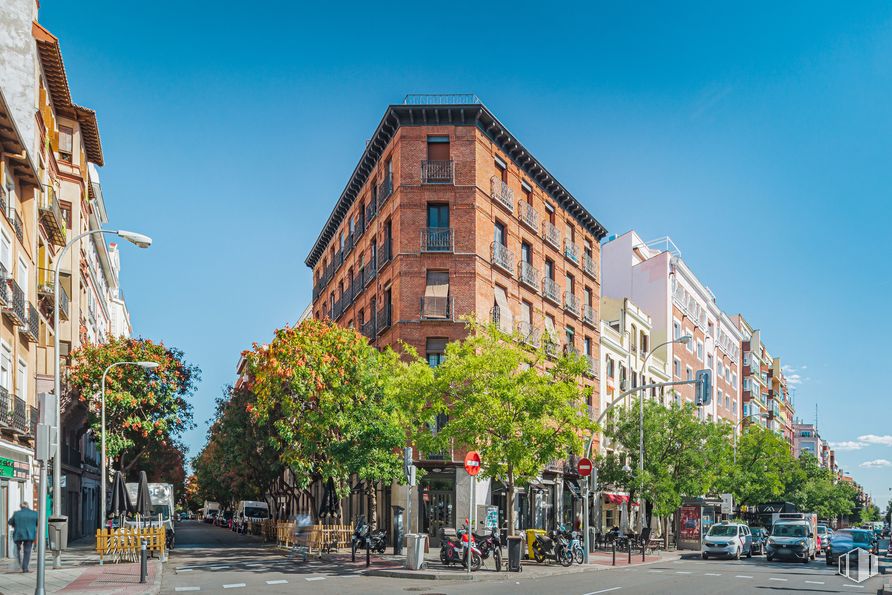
109 470 133 525
134 470 153 527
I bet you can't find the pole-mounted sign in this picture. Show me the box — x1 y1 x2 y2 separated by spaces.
577 457 593 477
464 451 481 476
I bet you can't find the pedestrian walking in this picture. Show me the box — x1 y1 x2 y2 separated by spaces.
9 501 39 573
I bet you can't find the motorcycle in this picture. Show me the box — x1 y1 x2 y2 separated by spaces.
351 515 387 556
473 527 502 571
531 529 573 567
561 527 585 564
439 522 483 571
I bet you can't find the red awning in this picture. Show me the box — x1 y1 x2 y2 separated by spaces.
604 493 629 505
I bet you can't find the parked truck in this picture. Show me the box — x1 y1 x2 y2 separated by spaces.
202 501 221 523
233 500 270 533
126 482 177 549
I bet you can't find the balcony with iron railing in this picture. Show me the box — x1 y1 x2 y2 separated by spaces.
0 264 8 308
364 263 377 287
4 279 25 326
580 301 596 325
39 186 67 247
421 160 454 184
29 405 37 437
354 216 366 239
542 277 560 304
22 303 38 342
361 318 377 340
518 261 539 291
366 199 377 223
12 396 27 433
564 241 579 264
519 201 539 231
10 211 23 244
490 177 514 212
377 175 393 207
544 336 559 358
585 355 599 378
420 296 454 321
377 240 392 270
583 252 598 280
0 387 9 427
352 273 364 299
490 242 514 274
515 321 540 347
421 228 454 252
543 221 561 249
564 291 581 316
343 233 354 256
376 303 392 334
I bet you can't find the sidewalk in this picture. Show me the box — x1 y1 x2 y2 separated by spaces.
0 537 163 595
363 547 681 581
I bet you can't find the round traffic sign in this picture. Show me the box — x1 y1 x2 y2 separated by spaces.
464 451 481 476
577 457 593 477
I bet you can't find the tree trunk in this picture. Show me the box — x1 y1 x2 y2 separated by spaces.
506 467 515 537
368 483 378 530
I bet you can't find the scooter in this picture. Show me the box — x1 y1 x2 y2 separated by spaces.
440 522 483 571
473 526 503 571
531 529 573 567
352 515 387 556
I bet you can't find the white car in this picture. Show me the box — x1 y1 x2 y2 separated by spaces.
702 523 753 560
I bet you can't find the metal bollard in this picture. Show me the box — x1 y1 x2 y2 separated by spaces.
612 540 616 566
140 539 147 583
628 542 631 564
366 541 371 567
641 542 645 562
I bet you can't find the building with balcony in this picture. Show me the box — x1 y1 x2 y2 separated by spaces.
305 95 607 539
601 231 742 425
793 422 829 465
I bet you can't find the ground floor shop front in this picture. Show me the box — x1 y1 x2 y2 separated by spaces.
0 438 37 560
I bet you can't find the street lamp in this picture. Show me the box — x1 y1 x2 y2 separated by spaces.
100 361 159 526
38 228 151 581
634 334 692 533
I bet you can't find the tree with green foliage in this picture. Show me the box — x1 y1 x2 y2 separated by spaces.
719 425 794 505
247 319 413 528
597 399 731 534
409 321 595 535
66 336 200 476
784 452 857 522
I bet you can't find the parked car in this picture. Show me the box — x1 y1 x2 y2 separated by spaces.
701 522 752 560
766 520 816 563
826 528 876 566
816 525 831 555
750 527 768 555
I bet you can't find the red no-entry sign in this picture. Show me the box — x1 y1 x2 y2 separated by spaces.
577 457 593 477
464 451 481 476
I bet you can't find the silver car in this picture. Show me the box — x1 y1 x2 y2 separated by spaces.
702 523 753 560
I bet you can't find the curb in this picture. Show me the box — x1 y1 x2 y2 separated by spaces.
365 568 475 580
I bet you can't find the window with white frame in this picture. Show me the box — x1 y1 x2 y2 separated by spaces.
685 366 693 381
696 340 703 361
717 361 724 378
686 332 694 352
16 357 26 399
673 358 681 377
732 373 737 387
673 319 682 340
0 342 10 392
0 230 10 273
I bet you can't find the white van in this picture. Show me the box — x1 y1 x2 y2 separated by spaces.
202 501 221 523
234 500 270 532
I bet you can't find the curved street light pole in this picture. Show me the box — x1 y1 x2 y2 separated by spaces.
44 228 151 573
99 361 159 528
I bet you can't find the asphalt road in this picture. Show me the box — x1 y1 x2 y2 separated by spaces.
161 523 891 594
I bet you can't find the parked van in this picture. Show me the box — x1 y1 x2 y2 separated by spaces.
766 519 817 563
234 500 270 532
202 501 221 523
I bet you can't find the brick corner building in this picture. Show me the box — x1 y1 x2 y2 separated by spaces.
305 95 607 539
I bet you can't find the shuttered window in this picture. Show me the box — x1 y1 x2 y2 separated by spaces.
427 136 450 160
494 286 513 333
423 271 450 319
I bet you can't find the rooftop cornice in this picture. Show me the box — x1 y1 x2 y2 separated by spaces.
305 102 608 268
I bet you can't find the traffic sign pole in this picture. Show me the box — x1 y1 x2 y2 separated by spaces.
576 457 592 564
463 452 481 575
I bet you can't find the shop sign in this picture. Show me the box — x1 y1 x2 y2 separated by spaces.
0 457 13 479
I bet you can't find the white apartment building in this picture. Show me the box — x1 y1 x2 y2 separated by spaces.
601 231 742 425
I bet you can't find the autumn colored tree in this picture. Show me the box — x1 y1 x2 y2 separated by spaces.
247 319 412 527
410 321 595 536
66 336 200 475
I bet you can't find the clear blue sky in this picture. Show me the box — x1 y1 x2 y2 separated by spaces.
42 1 892 509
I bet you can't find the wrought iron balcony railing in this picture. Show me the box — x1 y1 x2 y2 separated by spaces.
377 240 392 270
583 252 598 280
420 296 453 321
564 242 579 264
490 242 514 274
490 177 514 212
0 386 9 427
23 303 38 342
10 211 23 244
421 160 454 184
542 277 560 304
378 175 393 207
519 202 539 230
564 292 580 317
421 228 454 252
376 303 392 334
39 186 67 247
29 405 37 437
0 264 8 308
583 304 597 327
364 263 377 287
4 279 25 326
518 261 539 290
515 321 540 347
361 318 377 340
543 221 561 249
366 199 377 223
12 396 27 433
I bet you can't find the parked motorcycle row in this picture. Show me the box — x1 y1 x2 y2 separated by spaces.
439 523 586 572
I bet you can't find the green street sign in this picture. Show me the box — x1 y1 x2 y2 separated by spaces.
0 457 14 479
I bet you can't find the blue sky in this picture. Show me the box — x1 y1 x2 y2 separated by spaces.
42 1 892 508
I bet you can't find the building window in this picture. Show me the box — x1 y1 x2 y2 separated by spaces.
696 340 703 361
494 285 512 333
640 331 648 354
423 271 450 319
584 337 592 357
522 181 532 205
686 333 694 352
16 357 26 400
521 241 532 264
545 202 556 224
673 358 681 377
717 389 724 408
427 203 449 229
426 337 447 367
495 157 508 183
673 318 682 340
59 125 74 162
565 272 574 294
544 258 554 280
584 287 593 307
606 357 615 378
564 326 575 350
427 136 450 160
494 220 507 247
686 366 693 381
732 373 737 387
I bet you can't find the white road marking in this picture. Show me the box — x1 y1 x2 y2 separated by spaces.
805 581 825 585
222 584 246 589
245 562 264 567
175 589 200 593
266 580 288 585
704 572 721 576
305 576 326 581
647 569 663 573
675 571 692 574
178 569 193 572
769 577 788 581
735 575 753 578
210 566 231 570
583 589 622 595
842 585 864 589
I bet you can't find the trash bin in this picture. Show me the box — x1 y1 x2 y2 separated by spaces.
524 529 545 559
48 516 68 551
507 536 524 572
391 506 404 556
406 533 427 570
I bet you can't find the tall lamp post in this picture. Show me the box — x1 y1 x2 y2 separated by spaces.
634 334 692 533
100 361 159 526
43 228 151 574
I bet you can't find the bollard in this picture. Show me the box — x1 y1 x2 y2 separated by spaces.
612 540 616 566
627 542 631 564
351 540 356 563
366 541 371 567
641 542 645 562
139 539 147 584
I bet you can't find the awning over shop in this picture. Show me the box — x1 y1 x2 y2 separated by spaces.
603 493 638 506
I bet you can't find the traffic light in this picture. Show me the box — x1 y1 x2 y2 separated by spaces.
695 369 712 406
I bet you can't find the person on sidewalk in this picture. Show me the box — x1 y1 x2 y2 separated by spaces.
9 501 39 573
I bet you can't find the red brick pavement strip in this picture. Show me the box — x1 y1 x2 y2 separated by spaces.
59 560 161 594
